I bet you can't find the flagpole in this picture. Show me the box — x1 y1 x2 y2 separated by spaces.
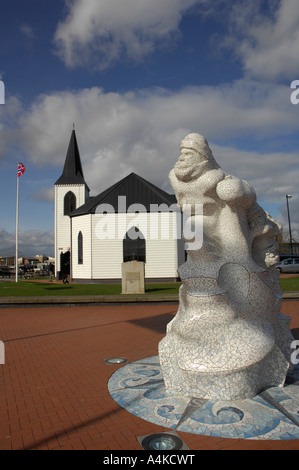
15 163 25 282
15 172 19 283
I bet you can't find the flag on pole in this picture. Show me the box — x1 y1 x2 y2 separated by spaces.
16 162 25 282
17 162 25 177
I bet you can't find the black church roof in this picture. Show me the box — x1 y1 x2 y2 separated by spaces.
70 172 177 217
55 130 90 190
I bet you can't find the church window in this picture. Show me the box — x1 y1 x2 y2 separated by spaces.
64 191 76 215
78 231 83 264
123 227 146 263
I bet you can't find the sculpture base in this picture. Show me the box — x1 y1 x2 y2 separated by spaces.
108 356 299 441
158 270 293 401
159 342 288 401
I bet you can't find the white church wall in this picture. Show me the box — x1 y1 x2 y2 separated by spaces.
91 213 123 279
87 211 181 280
145 238 178 278
54 184 87 274
144 212 179 279
71 214 92 279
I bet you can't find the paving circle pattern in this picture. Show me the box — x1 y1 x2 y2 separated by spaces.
108 356 299 440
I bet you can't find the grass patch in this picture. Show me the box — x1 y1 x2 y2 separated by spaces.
0 276 298 297
279 276 299 292
0 281 182 297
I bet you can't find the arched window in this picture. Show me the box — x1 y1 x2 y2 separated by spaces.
78 231 83 264
64 191 76 216
123 227 146 263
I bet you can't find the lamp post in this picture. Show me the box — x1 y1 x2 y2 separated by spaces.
286 194 293 255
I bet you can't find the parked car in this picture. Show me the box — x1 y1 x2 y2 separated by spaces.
0 266 14 278
279 255 299 262
276 258 299 273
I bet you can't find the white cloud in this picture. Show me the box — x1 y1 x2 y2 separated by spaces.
276 193 299 240
19 23 34 41
54 0 199 68
9 85 295 210
210 143 299 203
17 79 297 155
223 0 299 81
0 96 24 160
52 0 299 81
0 228 54 257
56 0 299 82
30 187 54 203
2 79 298 232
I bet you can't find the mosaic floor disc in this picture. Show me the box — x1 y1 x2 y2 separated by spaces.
108 356 299 440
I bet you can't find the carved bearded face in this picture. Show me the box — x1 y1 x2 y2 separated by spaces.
174 134 218 182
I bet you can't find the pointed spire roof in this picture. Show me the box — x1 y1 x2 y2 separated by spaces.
55 130 90 190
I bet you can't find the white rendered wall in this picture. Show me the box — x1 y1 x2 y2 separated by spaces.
54 184 87 275
71 214 92 279
81 211 183 280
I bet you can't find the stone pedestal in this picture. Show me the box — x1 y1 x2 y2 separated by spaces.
121 261 145 294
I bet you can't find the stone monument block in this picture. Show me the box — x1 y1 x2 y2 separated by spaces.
122 261 145 294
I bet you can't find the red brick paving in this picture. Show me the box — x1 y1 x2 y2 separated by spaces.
0 301 299 451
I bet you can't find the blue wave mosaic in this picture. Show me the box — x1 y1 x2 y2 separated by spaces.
108 356 299 440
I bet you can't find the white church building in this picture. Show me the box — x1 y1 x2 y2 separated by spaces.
54 130 185 283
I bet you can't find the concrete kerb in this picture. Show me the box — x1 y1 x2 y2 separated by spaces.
0 292 298 308
0 293 180 307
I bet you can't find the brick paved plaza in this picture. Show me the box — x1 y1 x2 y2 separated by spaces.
0 301 299 451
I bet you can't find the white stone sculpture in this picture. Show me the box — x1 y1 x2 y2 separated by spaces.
159 133 294 400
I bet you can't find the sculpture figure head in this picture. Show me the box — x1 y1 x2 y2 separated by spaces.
174 133 219 182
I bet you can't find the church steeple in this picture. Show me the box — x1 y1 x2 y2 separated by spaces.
55 130 90 191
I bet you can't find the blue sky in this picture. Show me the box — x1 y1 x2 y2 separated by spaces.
0 0 299 257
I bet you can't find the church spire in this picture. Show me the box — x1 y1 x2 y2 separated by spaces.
55 129 90 190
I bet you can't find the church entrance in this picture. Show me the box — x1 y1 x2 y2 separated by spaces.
59 250 70 282
123 227 146 263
